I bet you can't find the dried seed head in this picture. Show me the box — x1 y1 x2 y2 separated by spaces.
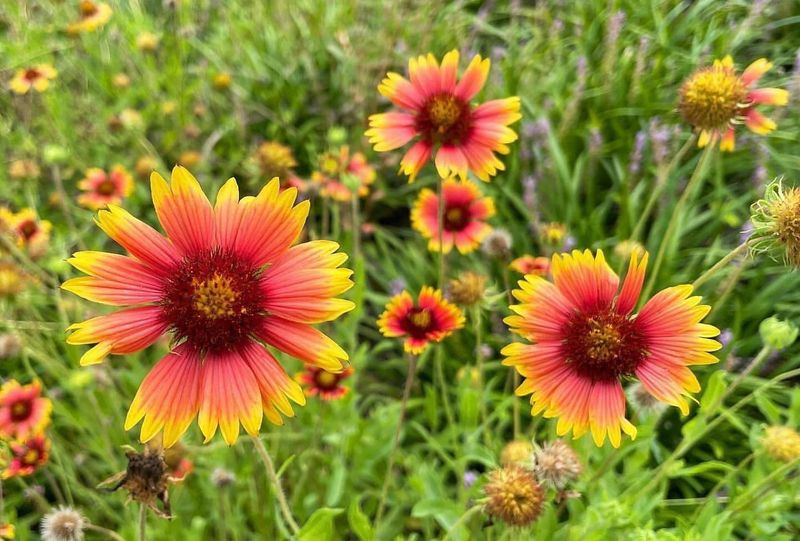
99 447 172 519
447 271 487 306
483 465 544 527
40 506 85 541
533 439 583 489
481 228 513 260
750 180 800 267
211 467 235 488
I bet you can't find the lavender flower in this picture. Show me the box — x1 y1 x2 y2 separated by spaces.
628 130 647 175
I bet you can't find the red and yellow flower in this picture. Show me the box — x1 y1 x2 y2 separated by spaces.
312 146 377 201
62 167 354 446
378 286 464 354
0 380 52 439
77 166 134 210
509 255 550 276
67 1 112 34
679 56 789 151
9 65 57 95
298 366 354 401
411 178 494 254
6 209 51 260
0 522 14 540
2 433 50 479
503 250 720 447
366 50 521 181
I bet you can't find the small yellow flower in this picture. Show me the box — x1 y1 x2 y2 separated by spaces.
135 156 159 179
135 32 160 52
254 141 297 180
761 425 800 462
540 222 567 247
9 65 57 94
178 150 202 169
212 72 232 90
614 240 646 261
679 56 789 151
67 1 112 34
8 159 41 180
112 73 130 88
500 439 533 467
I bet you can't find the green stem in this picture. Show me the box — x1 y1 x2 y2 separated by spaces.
642 143 715 300
728 456 800 513
473 305 489 445
630 136 695 242
138 504 147 541
376 354 418 527
691 452 754 521
442 506 482 541
692 242 748 290
251 436 300 534
86 523 127 541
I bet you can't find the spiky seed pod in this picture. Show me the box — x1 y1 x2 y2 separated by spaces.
761 426 800 463
481 228 512 260
483 465 544 527
750 179 800 267
40 506 85 541
500 439 534 467
448 272 487 306
533 439 583 489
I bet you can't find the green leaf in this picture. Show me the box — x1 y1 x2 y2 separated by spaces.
297 508 344 541
347 500 374 541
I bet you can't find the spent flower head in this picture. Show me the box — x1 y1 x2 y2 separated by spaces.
483 465 544 527
40 506 85 541
533 439 582 489
750 179 800 267
761 425 800 462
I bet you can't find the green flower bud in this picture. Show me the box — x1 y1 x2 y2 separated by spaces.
759 316 798 350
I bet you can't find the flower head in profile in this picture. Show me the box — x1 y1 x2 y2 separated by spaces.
9 65 57 95
750 179 800 267
298 366 354 401
2 433 50 479
0 380 52 439
509 255 550 276
254 141 298 183
483 464 544 527
366 50 521 181
67 1 112 34
679 56 788 151
5 208 52 259
62 167 354 446
378 286 464 354
312 146 376 201
503 250 720 447
411 178 494 253
77 166 134 210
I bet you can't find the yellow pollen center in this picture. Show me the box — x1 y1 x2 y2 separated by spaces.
771 188 800 265
24 449 39 463
409 309 432 328
446 208 463 223
586 320 622 363
679 67 747 130
11 403 27 416
192 274 239 319
428 95 462 132
316 371 338 387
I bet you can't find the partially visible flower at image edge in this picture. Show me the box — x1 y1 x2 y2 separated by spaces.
62 167 355 446
366 49 521 181
0 380 52 439
679 55 788 151
749 178 800 267
503 249 720 447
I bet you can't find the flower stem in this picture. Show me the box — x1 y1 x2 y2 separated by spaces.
473 305 489 445
691 242 748 290
376 354 418 526
442 506 481 541
350 191 361 264
642 143 715 300
251 436 300 535
138 504 147 541
728 456 800 513
86 523 127 541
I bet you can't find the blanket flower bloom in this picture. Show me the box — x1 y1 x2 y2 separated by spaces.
503 250 720 447
77 166 134 210
6 208 51 259
366 50 521 181
411 178 494 253
0 380 52 439
62 167 354 446
9 65 57 95
378 286 464 354
298 366 353 401
67 1 112 34
509 255 550 276
2 433 50 479
679 56 789 151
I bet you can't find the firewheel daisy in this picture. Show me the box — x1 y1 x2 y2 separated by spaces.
0 380 52 439
411 177 494 254
378 286 464 354
366 49 521 181
503 250 720 447
62 167 354 446
679 55 789 151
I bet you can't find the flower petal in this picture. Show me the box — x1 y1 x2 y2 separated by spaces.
95 205 179 272
150 167 214 255
239 342 306 426
454 54 490 101
63 251 164 306
615 251 648 315
257 316 348 371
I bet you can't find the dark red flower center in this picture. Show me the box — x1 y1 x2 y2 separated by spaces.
23 69 41 82
313 370 341 391
443 204 471 231
402 307 435 338
160 249 265 353
96 179 116 196
416 93 472 145
18 220 38 240
10 400 32 422
562 310 648 381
